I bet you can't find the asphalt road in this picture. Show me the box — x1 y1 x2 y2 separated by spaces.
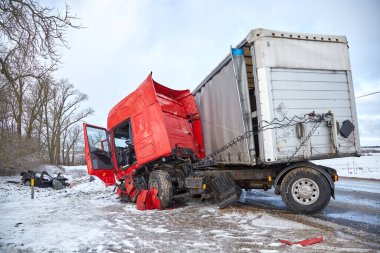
240 178 380 235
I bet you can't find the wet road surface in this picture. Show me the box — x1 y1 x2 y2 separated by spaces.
240 178 380 235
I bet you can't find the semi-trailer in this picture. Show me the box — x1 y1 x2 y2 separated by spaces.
83 28 360 214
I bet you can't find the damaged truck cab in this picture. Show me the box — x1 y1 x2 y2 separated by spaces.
84 28 360 214
83 74 206 207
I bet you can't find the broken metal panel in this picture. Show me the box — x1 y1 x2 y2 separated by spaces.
231 48 256 161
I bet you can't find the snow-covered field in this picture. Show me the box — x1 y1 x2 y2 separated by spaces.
0 157 379 253
313 155 380 180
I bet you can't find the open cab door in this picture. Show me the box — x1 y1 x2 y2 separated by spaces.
83 123 116 186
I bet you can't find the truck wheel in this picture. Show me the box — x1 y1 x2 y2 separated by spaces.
148 170 173 209
280 167 331 214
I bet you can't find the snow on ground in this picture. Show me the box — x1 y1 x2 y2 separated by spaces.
1 165 379 252
313 155 380 180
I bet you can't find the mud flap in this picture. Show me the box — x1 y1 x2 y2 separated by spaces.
210 174 240 209
136 188 161 210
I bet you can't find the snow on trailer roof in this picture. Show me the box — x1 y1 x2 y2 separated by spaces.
193 28 348 94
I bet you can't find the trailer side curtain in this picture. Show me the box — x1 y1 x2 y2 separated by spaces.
194 59 251 163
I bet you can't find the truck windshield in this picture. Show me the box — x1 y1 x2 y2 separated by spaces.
115 137 128 148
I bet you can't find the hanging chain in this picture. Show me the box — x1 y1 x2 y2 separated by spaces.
205 113 326 162
205 130 254 160
287 120 322 162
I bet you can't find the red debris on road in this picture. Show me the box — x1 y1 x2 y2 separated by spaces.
279 236 324 246
137 188 161 210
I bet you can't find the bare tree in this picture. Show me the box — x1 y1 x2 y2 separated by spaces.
0 0 81 140
0 1 92 173
24 76 51 138
43 79 93 164
61 124 82 165
69 126 83 165
0 81 14 132
0 0 80 89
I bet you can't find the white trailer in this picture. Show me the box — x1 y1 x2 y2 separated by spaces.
192 28 360 213
194 28 360 164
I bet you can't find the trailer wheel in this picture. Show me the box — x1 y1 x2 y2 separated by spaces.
280 167 331 214
148 170 173 209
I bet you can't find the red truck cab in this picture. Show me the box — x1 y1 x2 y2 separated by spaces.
83 74 205 186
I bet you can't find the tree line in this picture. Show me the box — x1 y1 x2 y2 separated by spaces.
0 0 92 173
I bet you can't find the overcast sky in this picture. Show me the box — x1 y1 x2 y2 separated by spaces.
51 0 380 146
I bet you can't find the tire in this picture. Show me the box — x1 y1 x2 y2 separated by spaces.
148 170 173 209
280 167 331 214
235 185 242 199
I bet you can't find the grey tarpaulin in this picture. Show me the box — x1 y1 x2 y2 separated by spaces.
194 48 255 163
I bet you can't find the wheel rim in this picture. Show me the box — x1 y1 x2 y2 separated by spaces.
291 178 320 205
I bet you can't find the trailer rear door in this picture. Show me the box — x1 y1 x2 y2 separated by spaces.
83 123 116 186
249 29 360 163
